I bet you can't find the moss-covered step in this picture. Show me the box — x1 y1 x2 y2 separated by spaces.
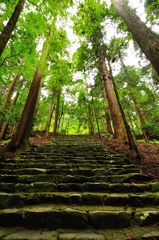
2 158 130 166
0 160 132 169
0 192 158 209
106 173 152 183
0 167 140 176
11 157 130 166
0 162 137 170
0 205 158 229
141 232 159 240
0 182 159 194
0 173 152 184
0 227 159 240
0 174 107 184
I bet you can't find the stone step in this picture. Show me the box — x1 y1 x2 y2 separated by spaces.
12 158 129 165
0 182 158 194
0 173 152 184
0 167 140 176
15 153 127 161
0 226 158 240
0 135 157 232
0 191 158 209
0 204 158 229
0 162 137 170
2 159 130 166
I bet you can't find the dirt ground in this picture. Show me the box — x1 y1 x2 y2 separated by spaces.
98 136 159 181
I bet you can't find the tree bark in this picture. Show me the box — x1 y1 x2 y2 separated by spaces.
0 74 20 113
88 102 94 135
0 77 24 140
53 90 61 136
46 102 55 133
91 94 101 138
120 56 150 140
108 59 142 160
103 86 114 135
0 0 25 56
6 28 53 151
112 0 159 78
6 68 42 151
58 98 64 132
133 98 149 141
98 50 126 140
0 74 20 129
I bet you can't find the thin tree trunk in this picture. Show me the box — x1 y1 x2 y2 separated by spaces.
60 114 65 132
103 86 114 135
133 97 149 141
0 0 25 56
108 59 142 160
6 27 53 151
58 98 64 132
98 50 127 140
46 102 55 133
65 121 70 134
91 94 101 138
77 119 82 133
88 102 94 135
0 77 24 140
0 74 20 130
0 74 20 114
120 55 149 140
112 0 159 79
53 90 61 136
9 124 16 136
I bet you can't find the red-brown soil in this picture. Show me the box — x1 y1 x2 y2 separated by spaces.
99 136 159 181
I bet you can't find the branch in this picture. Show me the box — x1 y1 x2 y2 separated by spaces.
0 48 30 67
28 0 48 22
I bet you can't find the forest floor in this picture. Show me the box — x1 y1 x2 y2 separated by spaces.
97 135 159 181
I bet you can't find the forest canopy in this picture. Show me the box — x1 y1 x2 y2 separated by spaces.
0 0 158 152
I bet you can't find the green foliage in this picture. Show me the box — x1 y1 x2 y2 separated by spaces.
73 0 107 38
0 0 158 138
115 65 159 136
144 0 159 21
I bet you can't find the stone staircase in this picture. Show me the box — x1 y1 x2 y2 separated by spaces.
0 135 159 239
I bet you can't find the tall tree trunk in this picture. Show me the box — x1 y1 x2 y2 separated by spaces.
65 121 70 134
91 94 101 138
120 56 150 140
98 50 126 140
108 59 142 160
0 77 24 140
0 74 20 114
111 0 159 79
0 74 20 130
58 98 64 132
53 90 61 136
88 102 94 135
9 124 16 136
0 0 25 56
132 96 149 141
6 28 53 151
103 86 114 135
60 114 65 132
77 119 82 133
46 102 55 133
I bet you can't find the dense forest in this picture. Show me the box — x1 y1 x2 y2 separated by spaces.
0 0 159 154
